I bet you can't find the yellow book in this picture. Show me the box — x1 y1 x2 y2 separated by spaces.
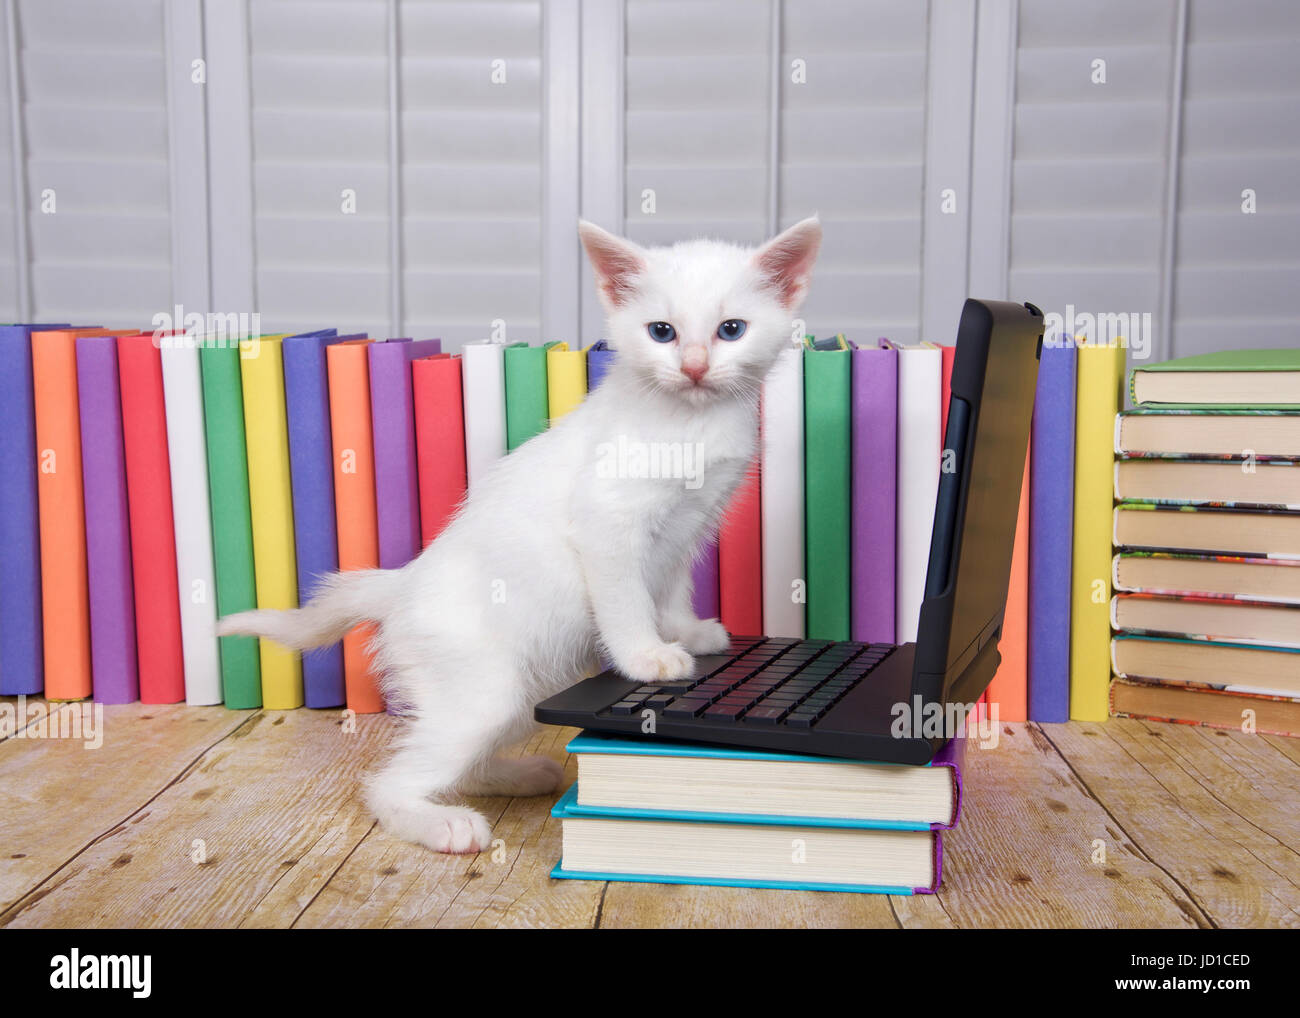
546 342 589 421
239 334 303 709
1069 338 1126 721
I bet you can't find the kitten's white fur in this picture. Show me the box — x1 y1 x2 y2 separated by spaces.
218 217 822 854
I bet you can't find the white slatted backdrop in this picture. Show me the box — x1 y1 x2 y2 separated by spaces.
0 0 1296 356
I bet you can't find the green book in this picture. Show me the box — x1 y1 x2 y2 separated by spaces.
803 335 852 641
503 341 563 450
199 339 262 708
1131 348 1300 409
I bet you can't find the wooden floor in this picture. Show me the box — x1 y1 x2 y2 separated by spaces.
2 700 1298 928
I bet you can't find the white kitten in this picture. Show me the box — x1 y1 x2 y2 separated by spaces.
218 216 822 854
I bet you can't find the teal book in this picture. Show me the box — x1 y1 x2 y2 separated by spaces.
803 335 853 640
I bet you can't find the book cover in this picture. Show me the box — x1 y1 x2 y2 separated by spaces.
547 341 588 421
327 339 385 713
369 338 442 569
76 336 138 704
1131 349 1300 409
1112 591 1300 649
157 336 224 706
1114 457 1298 509
117 333 188 704
892 342 942 644
1112 550 1300 604
1115 407 1300 459
850 340 897 645
1112 501 1300 558
0 324 67 695
1111 632 1300 698
717 458 762 636
200 338 262 708
460 340 507 488
1109 676 1300 738
32 328 133 700
412 353 467 546
1028 339 1077 722
239 334 303 710
760 346 805 638
804 335 852 641
1070 340 1125 721
502 340 552 450
586 340 616 390
283 330 357 709
986 450 1030 721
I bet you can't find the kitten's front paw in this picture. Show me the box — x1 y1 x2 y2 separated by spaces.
677 618 731 656
621 642 695 682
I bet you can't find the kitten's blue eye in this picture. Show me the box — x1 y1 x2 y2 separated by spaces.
648 322 676 343
717 319 747 341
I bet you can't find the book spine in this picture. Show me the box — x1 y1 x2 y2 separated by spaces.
718 458 763 635
850 345 897 644
692 536 721 620
895 346 942 643
587 343 616 390
760 348 805 638
803 344 852 640
412 355 467 547
76 336 138 704
986 450 1030 721
1028 341 1076 722
369 339 442 569
199 342 262 708
547 343 588 421
117 334 187 704
31 331 94 700
327 341 385 713
0 326 61 695
461 341 507 488
239 337 303 709
503 342 548 450
1070 341 1126 720
282 333 346 708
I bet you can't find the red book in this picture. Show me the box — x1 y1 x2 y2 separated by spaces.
718 458 762 635
412 353 467 546
935 343 956 442
117 333 186 703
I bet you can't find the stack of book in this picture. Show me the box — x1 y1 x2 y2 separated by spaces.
1109 350 1300 736
550 730 965 894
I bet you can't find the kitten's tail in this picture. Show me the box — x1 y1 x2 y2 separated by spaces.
215 569 398 651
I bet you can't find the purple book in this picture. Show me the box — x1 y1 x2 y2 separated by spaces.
368 338 442 569
691 535 720 620
587 340 616 389
850 341 898 644
76 336 139 704
1028 339 1077 722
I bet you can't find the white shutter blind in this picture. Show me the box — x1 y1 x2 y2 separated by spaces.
1009 0 1176 337
781 0 927 342
400 0 542 350
19 0 171 325
1173 0 1300 355
249 0 390 336
624 0 769 248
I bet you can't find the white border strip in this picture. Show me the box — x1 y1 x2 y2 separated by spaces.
542 0 580 342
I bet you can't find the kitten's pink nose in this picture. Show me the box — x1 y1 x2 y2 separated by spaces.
680 349 709 383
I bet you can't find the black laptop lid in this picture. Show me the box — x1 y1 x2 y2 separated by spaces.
911 299 1043 708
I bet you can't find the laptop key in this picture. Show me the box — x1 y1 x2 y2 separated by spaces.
745 705 788 723
608 701 642 715
703 702 746 719
664 699 707 717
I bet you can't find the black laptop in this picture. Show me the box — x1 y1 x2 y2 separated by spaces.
535 298 1044 766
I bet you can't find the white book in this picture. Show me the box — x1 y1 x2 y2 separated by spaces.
159 337 223 705
460 340 507 489
893 343 941 644
760 347 805 638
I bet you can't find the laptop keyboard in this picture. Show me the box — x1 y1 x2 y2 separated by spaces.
600 636 895 729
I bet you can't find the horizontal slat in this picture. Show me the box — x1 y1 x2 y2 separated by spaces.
1008 268 1160 318
1169 319 1300 355
18 0 162 51
255 164 389 215
401 56 540 110
626 55 768 110
402 165 540 215
403 268 539 320
1015 45 1173 103
23 106 167 158
1183 40 1300 97
25 158 170 208
398 0 540 57
624 166 766 219
252 54 388 110
1018 0 1176 47
403 218 541 269
1014 101 1170 159
783 0 927 52
253 109 388 159
781 163 923 215
255 216 389 267
783 107 924 161
1012 213 1162 267
400 110 540 163
627 0 768 55
1182 96 1300 153
1011 159 1166 213
778 51 927 108
33 263 168 318
29 212 171 261
1177 211 1300 263
256 266 389 317
249 0 386 54
627 110 766 163
1178 153 1300 208
23 55 166 108
800 268 922 324
1188 0 1300 41
1175 266 1300 319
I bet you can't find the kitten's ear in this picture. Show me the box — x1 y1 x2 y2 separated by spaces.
579 220 647 310
753 216 822 310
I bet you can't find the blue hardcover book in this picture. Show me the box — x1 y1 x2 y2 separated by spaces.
282 329 358 708
1028 338 1078 722
550 785 945 895
586 340 616 389
0 323 69 694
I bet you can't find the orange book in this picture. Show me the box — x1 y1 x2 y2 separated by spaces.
31 328 135 700
326 339 384 713
986 448 1030 722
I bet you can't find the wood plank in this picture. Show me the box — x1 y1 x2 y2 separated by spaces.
905 723 1207 928
0 697 76 742
1044 719 1300 928
295 725 605 929
0 701 249 915
2 707 390 927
